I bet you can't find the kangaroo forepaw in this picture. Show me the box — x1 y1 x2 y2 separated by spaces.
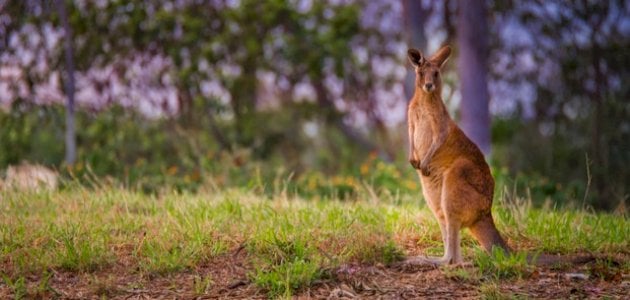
409 159 421 169
420 165 431 176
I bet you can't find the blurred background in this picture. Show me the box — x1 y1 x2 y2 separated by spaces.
0 0 628 210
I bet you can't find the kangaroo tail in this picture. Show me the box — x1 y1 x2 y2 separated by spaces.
469 215 598 266
468 214 511 254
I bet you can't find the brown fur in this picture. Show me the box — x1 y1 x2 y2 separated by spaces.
405 45 509 265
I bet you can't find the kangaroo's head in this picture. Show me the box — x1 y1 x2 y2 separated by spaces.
407 45 451 94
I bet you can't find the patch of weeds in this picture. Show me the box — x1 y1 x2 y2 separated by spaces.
210 239 229 256
248 225 313 265
355 239 404 264
442 265 480 283
422 245 444 257
330 215 404 265
0 225 49 274
139 240 199 274
380 240 405 264
248 227 322 297
588 259 623 282
89 275 118 298
1 271 57 299
478 282 515 300
1 274 27 300
33 271 59 298
252 258 321 299
192 274 214 295
473 247 532 279
55 227 111 272
123 281 146 292
182 229 229 259
509 207 630 253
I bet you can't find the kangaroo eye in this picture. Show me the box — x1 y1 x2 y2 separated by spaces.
419 71 424 77
434 71 439 77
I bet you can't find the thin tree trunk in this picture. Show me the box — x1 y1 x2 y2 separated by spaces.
57 0 76 164
591 40 610 210
402 0 428 100
231 58 258 147
457 0 491 155
592 49 606 209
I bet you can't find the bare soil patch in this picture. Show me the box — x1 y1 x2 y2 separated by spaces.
304 258 629 299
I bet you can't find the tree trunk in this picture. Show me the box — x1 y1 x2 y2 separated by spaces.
402 0 428 100
591 39 610 210
456 0 491 155
57 0 76 165
230 57 258 147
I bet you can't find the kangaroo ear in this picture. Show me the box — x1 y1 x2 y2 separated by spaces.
430 45 452 68
407 48 425 67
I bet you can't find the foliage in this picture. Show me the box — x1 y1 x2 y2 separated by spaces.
0 101 65 167
0 101 423 199
1 0 628 212
0 0 402 165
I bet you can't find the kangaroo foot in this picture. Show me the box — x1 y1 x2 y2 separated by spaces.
394 255 468 269
393 256 449 271
406 256 446 266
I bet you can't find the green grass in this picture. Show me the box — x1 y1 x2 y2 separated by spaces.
0 184 628 298
1 274 26 300
473 247 532 279
495 188 629 254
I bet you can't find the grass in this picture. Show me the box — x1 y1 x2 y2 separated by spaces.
192 273 214 295
1 274 26 300
495 186 629 254
478 282 521 300
0 183 628 298
473 247 532 280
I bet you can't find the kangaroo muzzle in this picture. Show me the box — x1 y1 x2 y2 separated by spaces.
423 82 435 93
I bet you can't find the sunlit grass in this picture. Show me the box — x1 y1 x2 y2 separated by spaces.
493 188 629 254
0 183 628 297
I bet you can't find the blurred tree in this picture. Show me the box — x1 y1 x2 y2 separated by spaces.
400 0 491 154
3 0 627 209
55 0 77 165
490 0 630 209
0 0 403 173
457 0 491 155
402 0 429 99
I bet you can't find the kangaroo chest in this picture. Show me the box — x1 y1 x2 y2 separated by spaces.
408 106 436 157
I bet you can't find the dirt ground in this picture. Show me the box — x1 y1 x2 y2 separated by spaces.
1 248 628 299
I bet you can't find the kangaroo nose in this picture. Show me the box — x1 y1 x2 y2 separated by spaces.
424 83 434 90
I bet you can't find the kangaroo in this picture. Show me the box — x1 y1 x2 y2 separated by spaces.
405 45 508 265
403 45 595 267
